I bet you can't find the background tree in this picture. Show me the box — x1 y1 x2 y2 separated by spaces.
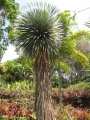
15 2 62 120
51 11 89 112
0 0 19 60
0 56 34 83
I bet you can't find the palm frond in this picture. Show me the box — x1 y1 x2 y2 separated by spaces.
15 1 62 58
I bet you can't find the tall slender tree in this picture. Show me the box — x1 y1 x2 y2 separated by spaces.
15 2 62 120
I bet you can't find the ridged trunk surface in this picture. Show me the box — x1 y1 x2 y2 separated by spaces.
35 53 55 120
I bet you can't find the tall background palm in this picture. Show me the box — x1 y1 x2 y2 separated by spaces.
16 2 62 120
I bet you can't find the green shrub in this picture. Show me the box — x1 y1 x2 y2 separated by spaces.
10 80 35 90
68 82 90 89
0 79 35 90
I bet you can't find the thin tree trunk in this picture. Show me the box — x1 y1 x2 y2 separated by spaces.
58 60 62 112
35 53 56 120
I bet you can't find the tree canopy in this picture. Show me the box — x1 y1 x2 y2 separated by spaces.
0 0 19 60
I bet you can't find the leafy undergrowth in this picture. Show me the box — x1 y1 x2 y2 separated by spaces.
55 105 90 120
52 88 90 119
0 88 90 119
0 88 35 119
68 82 90 89
0 103 36 120
52 88 90 108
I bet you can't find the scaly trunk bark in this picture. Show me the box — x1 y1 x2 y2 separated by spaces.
35 53 56 120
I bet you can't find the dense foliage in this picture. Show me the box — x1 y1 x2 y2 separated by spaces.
0 56 34 83
0 0 19 60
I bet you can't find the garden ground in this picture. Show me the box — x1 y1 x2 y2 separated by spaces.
0 87 90 120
